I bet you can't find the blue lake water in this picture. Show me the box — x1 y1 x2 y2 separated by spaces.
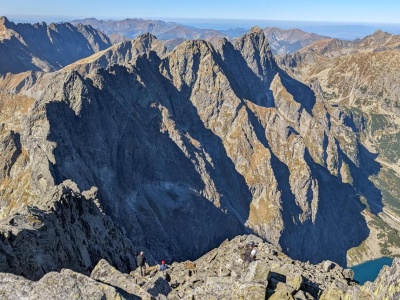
350 257 393 285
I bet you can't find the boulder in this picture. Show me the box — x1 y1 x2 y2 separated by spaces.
142 273 172 298
293 290 308 300
286 273 304 291
90 259 152 299
244 261 270 283
321 260 334 272
239 283 267 300
342 268 354 281
269 282 295 300
320 278 351 300
0 269 130 300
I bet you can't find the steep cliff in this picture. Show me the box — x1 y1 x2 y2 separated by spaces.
278 30 400 264
0 26 380 272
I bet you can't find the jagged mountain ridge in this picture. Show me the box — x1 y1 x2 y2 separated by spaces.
70 17 230 46
264 27 328 55
0 16 111 74
288 29 400 60
278 29 400 264
0 26 380 271
1 234 399 299
70 17 328 54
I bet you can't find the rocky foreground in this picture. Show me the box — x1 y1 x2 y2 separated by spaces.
0 234 398 300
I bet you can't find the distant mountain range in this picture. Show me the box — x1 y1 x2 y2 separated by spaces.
70 17 327 55
0 16 111 74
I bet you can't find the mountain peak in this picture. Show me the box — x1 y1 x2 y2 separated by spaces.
0 16 11 28
366 29 392 40
138 32 158 41
250 26 264 35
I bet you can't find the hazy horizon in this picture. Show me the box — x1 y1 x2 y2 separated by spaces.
3 0 400 40
4 14 400 41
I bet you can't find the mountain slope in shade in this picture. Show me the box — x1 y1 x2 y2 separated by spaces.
0 27 382 269
0 16 111 74
278 30 400 264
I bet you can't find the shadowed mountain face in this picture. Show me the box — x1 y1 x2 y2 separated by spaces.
0 27 378 269
278 29 400 264
0 16 111 74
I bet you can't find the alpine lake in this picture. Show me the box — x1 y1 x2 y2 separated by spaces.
350 257 393 285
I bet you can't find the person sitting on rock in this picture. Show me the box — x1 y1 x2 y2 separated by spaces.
137 251 146 276
160 260 167 271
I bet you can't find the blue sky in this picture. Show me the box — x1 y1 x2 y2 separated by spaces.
1 0 400 24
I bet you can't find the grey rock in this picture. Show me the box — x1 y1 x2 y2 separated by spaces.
342 268 354 281
294 290 308 300
321 260 334 272
142 273 172 298
0 268 131 300
91 259 153 299
0 182 137 280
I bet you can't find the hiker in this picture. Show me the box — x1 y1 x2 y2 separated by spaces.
160 260 167 271
240 240 254 260
242 241 255 270
137 251 146 276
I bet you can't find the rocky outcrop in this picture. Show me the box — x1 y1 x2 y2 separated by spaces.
91 259 154 299
0 16 111 74
361 257 400 299
0 268 137 300
1 234 397 299
0 181 137 280
164 235 361 299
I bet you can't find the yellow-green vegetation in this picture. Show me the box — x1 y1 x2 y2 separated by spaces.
347 238 371 262
369 216 400 256
358 195 371 212
372 169 400 216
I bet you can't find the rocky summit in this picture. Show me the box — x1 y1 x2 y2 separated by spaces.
0 235 398 299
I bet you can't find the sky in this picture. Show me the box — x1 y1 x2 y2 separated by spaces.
1 0 400 24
